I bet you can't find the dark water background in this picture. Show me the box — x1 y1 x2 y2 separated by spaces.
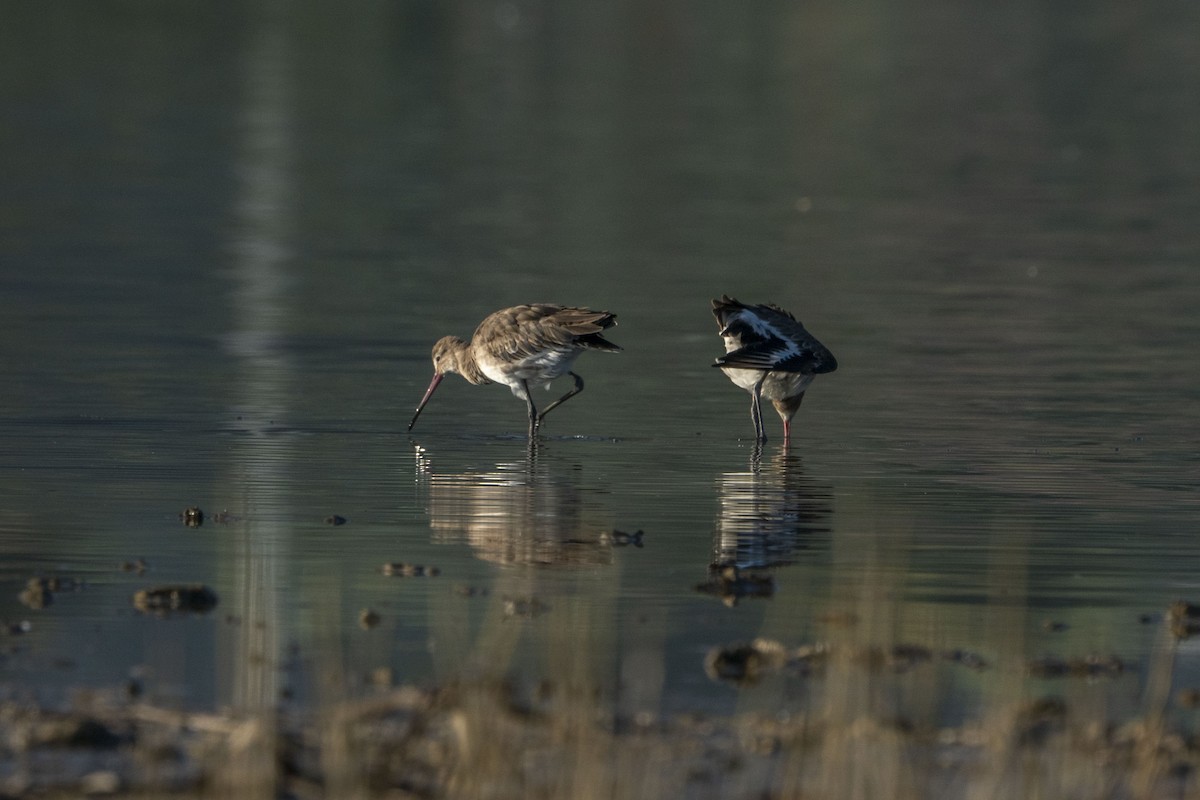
2 0 1199 742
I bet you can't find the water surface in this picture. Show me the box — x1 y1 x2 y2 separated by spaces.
2 0 1199 795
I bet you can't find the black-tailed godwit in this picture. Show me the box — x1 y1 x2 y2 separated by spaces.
408 304 621 438
712 295 837 444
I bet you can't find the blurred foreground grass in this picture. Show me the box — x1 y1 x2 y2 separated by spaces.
3 607 1199 799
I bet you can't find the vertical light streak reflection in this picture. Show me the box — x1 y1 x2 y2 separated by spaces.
217 9 295 755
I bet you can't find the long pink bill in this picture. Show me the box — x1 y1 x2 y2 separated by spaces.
407 373 445 431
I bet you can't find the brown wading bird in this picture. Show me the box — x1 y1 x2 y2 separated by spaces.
712 295 837 444
408 304 621 438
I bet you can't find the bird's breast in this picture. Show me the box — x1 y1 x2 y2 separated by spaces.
762 371 814 399
720 367 815 399
719 366 765 391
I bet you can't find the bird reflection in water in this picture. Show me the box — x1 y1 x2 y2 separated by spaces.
414 445 614 567
699 446 833 605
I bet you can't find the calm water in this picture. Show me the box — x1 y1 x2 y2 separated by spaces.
2 0 1200 781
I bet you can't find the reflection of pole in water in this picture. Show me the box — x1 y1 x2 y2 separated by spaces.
415 444 613 567
216 14 295 791
714 449 832 570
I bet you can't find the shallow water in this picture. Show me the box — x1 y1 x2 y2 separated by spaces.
2 0 1200 794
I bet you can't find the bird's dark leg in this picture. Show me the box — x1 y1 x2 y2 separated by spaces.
538 372 585 422
750 376 767 442
521 379 540 439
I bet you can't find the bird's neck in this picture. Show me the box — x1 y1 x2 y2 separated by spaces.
452 342 490 385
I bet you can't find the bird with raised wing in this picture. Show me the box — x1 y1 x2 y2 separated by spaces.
408 304 621 439
712 295 837 444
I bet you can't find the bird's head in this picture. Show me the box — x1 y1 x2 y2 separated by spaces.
430 336 468 376
408 337 470 433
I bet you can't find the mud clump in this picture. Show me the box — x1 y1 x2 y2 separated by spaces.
18 576 84 610
1016 696 1068 744
704 638 790 685
503 596 550 618
1026 654 1125 679
704 640 990 686
695 565 774 606
605 529 645 548
1169 601 1200 639
381 563 440 577
852 643 933 674
119 558 147 574
19 578 54 610
132 585 218 616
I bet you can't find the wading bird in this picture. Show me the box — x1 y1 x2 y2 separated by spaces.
712 295 837 444
408 304 621 439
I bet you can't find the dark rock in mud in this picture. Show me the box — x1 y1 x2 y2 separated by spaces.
119 558 147 574
19 578 54 609
9 713 129 750
1027 654 1125 679
18 576 83 609
1027 657 1071 678
704 638 995 686
359 609 382 630
132 585 218 615
695 565 774 606
18 575 82 606
381 562 440 577
46 576 83 592
180 506 204 527
793 643 831 676
853 643 934 673
704 638 789 685
6 620 32 635
1016 696 1068 744
605 529 644 548
1169 601 1200 639
503 596 549 618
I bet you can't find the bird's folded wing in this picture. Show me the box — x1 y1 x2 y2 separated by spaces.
715 339 837 374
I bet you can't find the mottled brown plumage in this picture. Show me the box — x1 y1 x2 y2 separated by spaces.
409 304 620 438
